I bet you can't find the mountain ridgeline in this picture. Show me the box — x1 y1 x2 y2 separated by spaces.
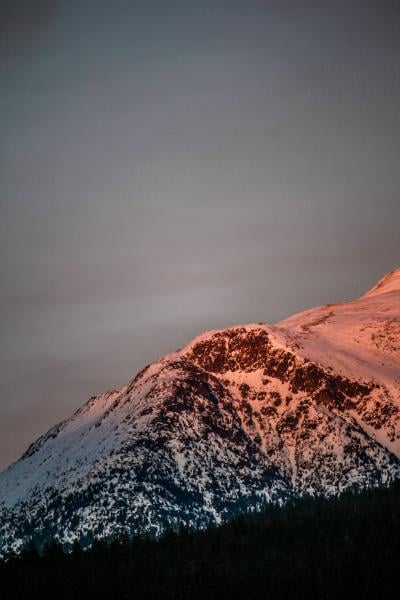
0 268 400 553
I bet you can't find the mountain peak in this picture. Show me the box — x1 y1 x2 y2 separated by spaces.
363 267 400 298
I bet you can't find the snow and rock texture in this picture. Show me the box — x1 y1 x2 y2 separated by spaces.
1 268 400 552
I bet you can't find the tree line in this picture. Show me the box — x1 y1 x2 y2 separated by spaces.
1 480 399 599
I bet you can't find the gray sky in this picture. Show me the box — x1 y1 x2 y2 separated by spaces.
1 0 399 470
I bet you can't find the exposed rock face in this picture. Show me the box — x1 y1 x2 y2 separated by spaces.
1 268 400 552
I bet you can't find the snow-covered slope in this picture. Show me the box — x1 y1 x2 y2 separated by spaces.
1 269 400 552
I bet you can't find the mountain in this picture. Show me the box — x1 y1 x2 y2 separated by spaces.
1 268 400 553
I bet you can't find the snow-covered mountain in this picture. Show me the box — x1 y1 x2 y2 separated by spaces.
1 268 400 552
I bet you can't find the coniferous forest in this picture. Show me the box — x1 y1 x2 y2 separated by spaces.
1 481 399 600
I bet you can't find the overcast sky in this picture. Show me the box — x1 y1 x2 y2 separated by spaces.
1 0 399 470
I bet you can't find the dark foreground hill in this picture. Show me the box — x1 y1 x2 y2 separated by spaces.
1 480 399 600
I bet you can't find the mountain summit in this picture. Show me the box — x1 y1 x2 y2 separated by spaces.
1 269 400 552
362 267 400 298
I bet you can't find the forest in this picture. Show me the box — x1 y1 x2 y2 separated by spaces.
1 480 399 600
